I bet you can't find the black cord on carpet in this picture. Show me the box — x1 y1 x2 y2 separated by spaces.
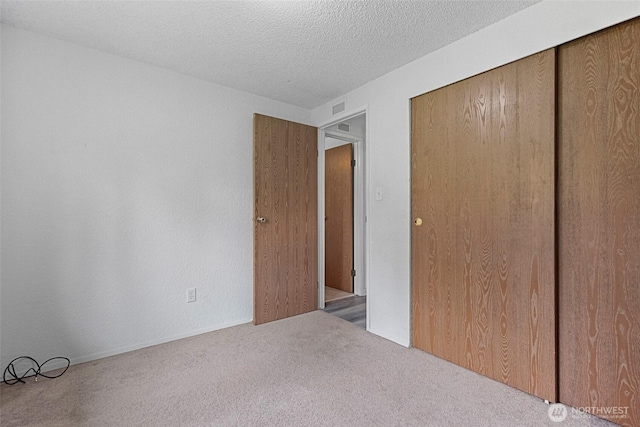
2 356 70 385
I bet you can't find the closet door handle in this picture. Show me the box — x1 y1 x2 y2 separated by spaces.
414 218 423 226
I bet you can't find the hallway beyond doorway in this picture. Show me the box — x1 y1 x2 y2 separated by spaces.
325 286 353 302
324 295 366 329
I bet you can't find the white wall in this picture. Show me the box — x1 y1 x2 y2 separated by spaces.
0 25 311 370
0 21 3 363
324 136 351 150
312 1 640 347
3 2 640 370
324 114 366 140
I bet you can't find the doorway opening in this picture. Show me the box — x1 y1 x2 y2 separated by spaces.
318 112 367 329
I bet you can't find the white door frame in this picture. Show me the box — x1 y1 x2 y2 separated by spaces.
317 107 368 330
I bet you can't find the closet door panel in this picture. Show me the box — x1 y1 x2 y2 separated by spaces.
559 18 640 427
412 49 556 401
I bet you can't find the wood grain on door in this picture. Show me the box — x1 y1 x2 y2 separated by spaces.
325 143 354 293
558 18 640 427
254 114 318 325
411 49 557 401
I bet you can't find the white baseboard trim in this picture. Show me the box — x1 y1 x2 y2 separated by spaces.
3 318 253 380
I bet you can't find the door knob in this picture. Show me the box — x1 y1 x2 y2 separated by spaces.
256 217 267 223
414 218 423 226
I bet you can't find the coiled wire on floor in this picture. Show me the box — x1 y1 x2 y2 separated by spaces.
2 356 70 385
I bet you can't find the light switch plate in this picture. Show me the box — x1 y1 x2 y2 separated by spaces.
375 188 383 201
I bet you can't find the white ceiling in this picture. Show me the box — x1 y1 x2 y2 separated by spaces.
0 0 539 109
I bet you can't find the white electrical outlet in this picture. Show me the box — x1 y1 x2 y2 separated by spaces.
187 288 196 303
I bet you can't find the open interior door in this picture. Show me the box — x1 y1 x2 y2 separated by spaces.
325 143 354 293
253 114 318 325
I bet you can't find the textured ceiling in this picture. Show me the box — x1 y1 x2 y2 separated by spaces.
0 1 539 109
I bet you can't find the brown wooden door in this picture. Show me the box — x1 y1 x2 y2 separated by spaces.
325 144 354 293
558 18 640 427
253 114 318 325
411 49 556 401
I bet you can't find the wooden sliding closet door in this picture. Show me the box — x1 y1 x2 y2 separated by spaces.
559 19 640 426
411 49 556 401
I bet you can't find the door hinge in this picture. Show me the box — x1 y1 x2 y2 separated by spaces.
351 159 356 167
351 269 356 277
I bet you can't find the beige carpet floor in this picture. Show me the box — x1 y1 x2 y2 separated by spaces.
0 311 614 427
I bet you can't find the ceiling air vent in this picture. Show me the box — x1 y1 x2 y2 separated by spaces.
337 123 350 132
332 101 346 115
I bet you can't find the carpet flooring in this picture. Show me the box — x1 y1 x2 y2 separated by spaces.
0 311 614 427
